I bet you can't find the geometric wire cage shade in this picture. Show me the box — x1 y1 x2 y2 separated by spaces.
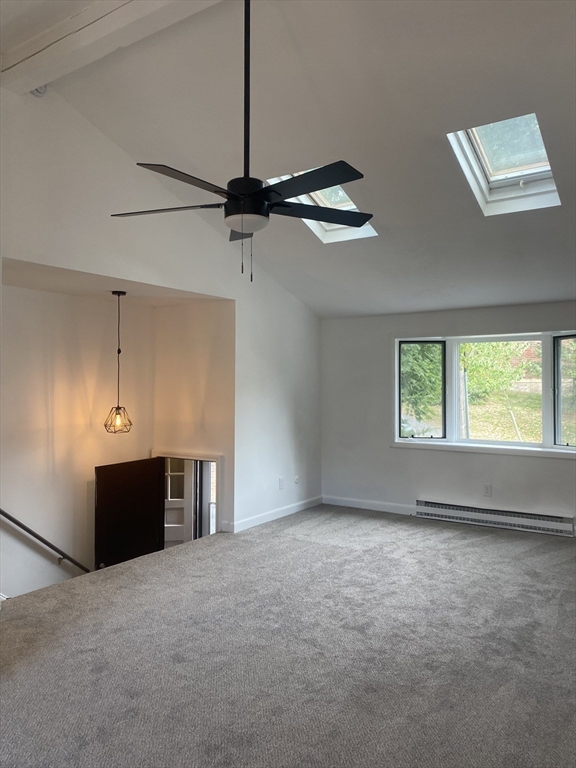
104 290 133 434
104 405 133 434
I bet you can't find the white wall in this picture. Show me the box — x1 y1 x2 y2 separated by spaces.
153 300 236 528
321 302 576 517
1 287 155 596
234 279 322 531
0 84 322 592
152 292 322 533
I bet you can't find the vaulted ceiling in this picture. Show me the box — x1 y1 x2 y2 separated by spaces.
1 0 575 317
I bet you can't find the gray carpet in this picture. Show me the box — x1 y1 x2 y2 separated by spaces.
1 505 575 768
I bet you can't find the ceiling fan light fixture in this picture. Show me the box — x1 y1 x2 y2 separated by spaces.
224 212 270 233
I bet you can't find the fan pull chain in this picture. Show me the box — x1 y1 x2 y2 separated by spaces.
250 238 253 282
240 202 245 273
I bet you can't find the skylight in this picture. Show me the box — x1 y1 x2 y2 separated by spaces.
309 185 354 210
266 170 377 244
447 113 560 216
468 114 551 186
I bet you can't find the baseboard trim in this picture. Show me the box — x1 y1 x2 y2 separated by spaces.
228 496 323 533
322 496 416 517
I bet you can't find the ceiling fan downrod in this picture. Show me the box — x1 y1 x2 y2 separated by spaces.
244 0 250 179
222 0 269 234
223 0 269 233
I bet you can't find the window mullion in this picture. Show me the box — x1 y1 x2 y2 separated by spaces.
542 335 554 447
445 339 458 441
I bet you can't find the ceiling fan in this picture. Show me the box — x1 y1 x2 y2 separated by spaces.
112 0 373 240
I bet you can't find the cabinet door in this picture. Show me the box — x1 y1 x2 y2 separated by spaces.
95 456 165 568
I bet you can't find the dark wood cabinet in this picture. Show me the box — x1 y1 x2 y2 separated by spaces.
95 457 165 569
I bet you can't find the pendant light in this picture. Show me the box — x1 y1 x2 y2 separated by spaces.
104 290 133 433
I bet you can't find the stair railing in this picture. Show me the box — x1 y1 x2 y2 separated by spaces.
0 508 90 574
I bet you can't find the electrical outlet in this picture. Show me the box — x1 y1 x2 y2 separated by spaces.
483 483 492 497
279 477 284 490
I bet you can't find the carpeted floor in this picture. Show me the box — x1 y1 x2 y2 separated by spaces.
1 504 575 768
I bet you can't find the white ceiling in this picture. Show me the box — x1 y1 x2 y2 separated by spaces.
3 0 575 317
0 0 94 51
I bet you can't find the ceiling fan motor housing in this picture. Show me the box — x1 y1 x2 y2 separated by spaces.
224 177 270 232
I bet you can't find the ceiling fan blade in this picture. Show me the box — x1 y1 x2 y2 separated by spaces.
271 202 372 228
111 203 224 218
260 161 364 203
137 164 237 200
229 230 254 241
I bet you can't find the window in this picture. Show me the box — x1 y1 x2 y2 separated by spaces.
396 333 576 451
555 336 576 447
459 340 542 443
447 113 560 216
399 341 445 438
266 169 378 244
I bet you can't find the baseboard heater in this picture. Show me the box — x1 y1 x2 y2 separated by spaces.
416 500 574 537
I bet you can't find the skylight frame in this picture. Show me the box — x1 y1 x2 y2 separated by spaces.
466 123 553 190
447 113 561 216
266 172 377 243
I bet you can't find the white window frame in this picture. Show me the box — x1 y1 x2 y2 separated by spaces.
394 332 576 457
555 334 576 447
447 129 561 216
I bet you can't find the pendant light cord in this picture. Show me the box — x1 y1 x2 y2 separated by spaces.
116 293 122 408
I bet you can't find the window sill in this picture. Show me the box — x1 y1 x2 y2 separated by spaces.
392 440 576 459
